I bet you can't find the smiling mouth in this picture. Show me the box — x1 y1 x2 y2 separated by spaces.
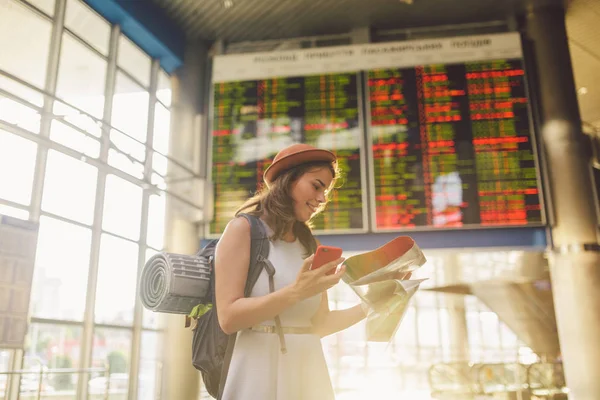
307 203 317 213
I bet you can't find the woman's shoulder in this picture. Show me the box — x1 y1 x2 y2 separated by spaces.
222 215 252 238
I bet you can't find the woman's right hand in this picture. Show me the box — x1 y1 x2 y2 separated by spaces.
291 254 346 301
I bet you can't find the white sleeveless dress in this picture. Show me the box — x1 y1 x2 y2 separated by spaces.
221 223 336 400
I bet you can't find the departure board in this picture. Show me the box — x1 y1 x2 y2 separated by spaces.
368 59 543 230
209 73 366 235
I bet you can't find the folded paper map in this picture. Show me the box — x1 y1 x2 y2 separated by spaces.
342 236 427 342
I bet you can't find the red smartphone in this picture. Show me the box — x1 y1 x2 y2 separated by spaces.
311 245 343 275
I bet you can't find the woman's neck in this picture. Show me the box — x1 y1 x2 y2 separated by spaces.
282 230 295 243
260 213 296 242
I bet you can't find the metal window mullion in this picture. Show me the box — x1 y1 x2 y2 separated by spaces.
29 316 84 327
116 65 151 92
0 197 30 213
18 0 53 20
28 0 65 222
7 1 65 400
128 58 160 400
62 27 109 62
38 209 92 229
76 22 120 400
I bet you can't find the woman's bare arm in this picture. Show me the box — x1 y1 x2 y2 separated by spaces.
215 217 345 335
215 217 300 334
311 291 366 337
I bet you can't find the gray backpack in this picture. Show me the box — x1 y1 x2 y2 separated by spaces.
191 213 285 398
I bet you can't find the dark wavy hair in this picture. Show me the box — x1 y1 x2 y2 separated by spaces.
235 160 340 256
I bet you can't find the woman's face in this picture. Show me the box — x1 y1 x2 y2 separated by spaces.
290 167 334 222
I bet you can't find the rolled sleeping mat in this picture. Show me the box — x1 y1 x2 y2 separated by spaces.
140 252 211 314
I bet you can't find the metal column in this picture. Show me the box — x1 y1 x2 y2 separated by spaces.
29 0 66 221
128 58 161 400
526 4 600 399
76 23 120 400
161 40 210 400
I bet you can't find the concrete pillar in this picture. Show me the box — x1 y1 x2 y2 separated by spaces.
526 4 600 399
161 220 200 400
161 39 210 400
443 254 470 362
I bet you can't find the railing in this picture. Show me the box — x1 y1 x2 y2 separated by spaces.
429 361 567 399
428 362 481 396
527 362 567 398
0 366 109 400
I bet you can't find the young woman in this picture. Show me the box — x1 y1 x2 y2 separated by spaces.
214 143 369 400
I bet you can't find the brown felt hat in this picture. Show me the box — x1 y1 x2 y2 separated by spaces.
263 143 336 187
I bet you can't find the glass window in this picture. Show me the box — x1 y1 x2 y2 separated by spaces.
152 153 168 179
111 72 149 143
500 321 519 349
464 294 479 309
0 130 37 205
0 204 29 220
41 150 98 225
64 0 110 55
414 291 438 308
417 308 441 347
157 70 171 107
110 129 146 164
151 172 166 190
0 348 11 398
56 32 107 119
53 100 103 140
138 331 162 400
153 102 171 155
23 323 82 394
467 310 483 353
118 36 151 88
366 342 395 368
0 96 42 134
0 74 44 107
480 311 501 347
0 349 10 371
107 148 145 180
108 128 147 179
0 1 47 135
102 174 142 241
147 194 166 250
49 119 101 158
27 0 55 16
91 328 131 396
95 233 139 325
0 0 52 89
438 308 452 361
31 216 91 321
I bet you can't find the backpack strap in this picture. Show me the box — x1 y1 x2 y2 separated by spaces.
241 213 270 296
257 254 287 354
240 214 286 353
